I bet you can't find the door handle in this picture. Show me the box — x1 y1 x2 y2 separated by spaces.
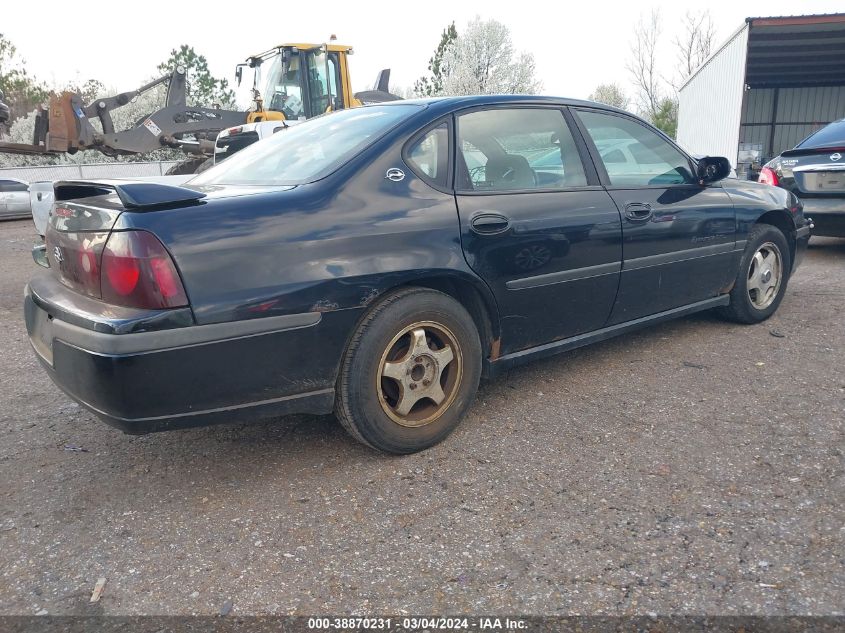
624 202 653 222
470 212 511 235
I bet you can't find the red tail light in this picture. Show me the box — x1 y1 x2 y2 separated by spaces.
759 166 779 186
101 231 188 309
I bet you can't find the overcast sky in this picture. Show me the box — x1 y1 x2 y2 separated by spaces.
3 0 844 108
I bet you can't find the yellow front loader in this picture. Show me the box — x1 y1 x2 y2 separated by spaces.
0 38 398 173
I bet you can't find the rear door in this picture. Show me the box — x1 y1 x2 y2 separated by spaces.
0 180 9 214
454 106 622 354
572 108 736 324
5 180 30 213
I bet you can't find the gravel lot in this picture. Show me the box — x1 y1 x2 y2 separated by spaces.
0 218 843 616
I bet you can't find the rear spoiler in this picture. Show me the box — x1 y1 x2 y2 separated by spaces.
780 146 845 158
54 179 206 210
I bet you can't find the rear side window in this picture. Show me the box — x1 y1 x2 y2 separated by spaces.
456 108 587 191
405 123 449 188
576 110 695 187
796 119 845 150
190 104 423 186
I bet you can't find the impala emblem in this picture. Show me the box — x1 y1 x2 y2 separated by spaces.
831 153 842 162
53 246 63 263
385 168 405 182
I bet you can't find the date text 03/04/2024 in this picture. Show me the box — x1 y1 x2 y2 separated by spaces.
306 617 528 630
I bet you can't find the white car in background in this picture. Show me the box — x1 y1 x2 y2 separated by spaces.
0 178 31 221
29 181 53 235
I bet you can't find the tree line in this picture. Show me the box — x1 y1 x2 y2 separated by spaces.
411 11 716 139
1 11 716 167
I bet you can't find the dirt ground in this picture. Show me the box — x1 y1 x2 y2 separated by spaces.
0 218 842 616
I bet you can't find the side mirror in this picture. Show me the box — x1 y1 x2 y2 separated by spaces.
697 156 732 184
235 66 243 86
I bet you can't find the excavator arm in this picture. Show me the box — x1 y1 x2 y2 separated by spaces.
0 68 247 158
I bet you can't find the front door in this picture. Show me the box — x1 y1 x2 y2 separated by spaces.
573 109 737 324
454 106 622 354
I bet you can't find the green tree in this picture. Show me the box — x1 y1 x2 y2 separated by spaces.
157 45 235 108
0 33 48 126
652 96 678 139
67 78 106 103
413 22 458 97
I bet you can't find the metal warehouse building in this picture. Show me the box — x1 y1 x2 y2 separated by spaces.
677 13 845 178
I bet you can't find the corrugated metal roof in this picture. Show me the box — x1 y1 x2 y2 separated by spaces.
745 14 845 88
746 13 845 26
680 13 845 91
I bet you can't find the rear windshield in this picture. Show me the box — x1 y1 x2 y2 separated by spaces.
190 105 423 186
796 118 845 150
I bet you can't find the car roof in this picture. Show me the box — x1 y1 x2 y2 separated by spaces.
376 94 630 117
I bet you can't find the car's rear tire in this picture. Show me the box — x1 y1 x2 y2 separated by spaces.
718 223 791 324
334 287 482 454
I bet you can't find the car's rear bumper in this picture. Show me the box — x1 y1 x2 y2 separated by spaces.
0 211 31 221
800 198 845 237
24 276 357 434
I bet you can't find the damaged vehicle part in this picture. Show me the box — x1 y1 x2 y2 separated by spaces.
25 97 811 454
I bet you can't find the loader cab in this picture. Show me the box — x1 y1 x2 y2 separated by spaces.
216 43 360 166
245 43 358 123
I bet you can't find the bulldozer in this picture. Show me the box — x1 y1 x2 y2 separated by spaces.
0 39 398 173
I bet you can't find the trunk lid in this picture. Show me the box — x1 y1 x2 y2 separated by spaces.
46 180 206 298
771 151 845 196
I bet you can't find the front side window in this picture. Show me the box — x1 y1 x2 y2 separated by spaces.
190 104 423 186
457 108 587 191
263 53 305 119
405 124 449 188
576 110 694 187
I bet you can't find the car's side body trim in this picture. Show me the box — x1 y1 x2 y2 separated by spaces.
622 242 736 272
505 261 622 290
487 295 730 375
505 243 739 292
50 310 322 356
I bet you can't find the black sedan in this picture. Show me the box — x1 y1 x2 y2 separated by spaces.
25 96 811 454
0 89 9 124
760 117 845 237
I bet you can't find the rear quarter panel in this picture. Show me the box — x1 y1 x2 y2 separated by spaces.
115 122 485 328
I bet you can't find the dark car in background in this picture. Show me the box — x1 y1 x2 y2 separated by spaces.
25 96 811 454
0 89 10 124
760 118 845 237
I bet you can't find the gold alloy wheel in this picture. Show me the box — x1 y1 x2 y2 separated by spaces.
377 321 463 428
747 242 783 309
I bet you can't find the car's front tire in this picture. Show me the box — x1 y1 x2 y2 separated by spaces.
718 223 791 324
334 287 482 454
